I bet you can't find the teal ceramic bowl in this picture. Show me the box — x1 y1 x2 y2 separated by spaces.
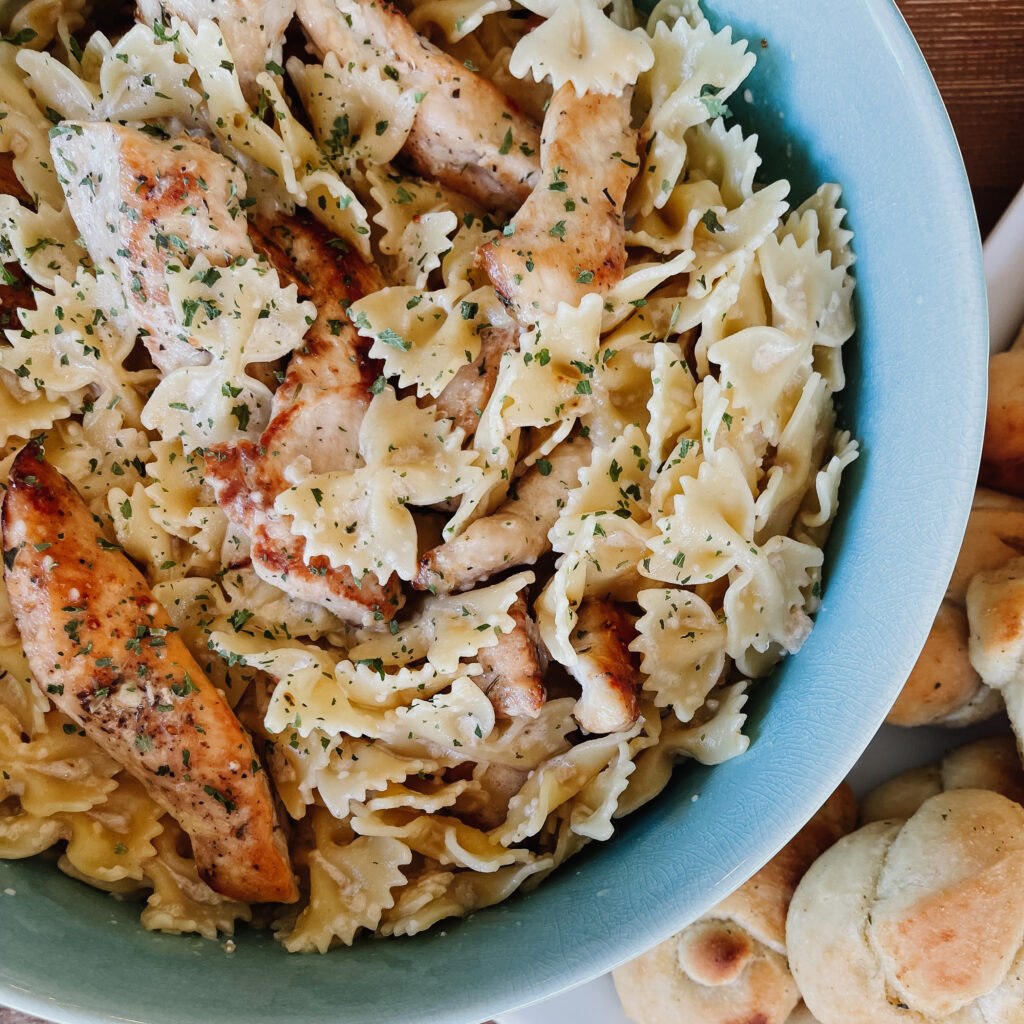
0 2 986 1022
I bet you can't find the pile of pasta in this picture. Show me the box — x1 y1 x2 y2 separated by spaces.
0 0 857 951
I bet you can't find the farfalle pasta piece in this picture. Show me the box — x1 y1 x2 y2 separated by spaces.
498 292 603 438
793 430 859 551
290 51 418 177
0 805 65 859
275 386 481 583
492 723 641 846
551 425 651 557
406 0 512 41
141 820 252 939
177 19 371 256
582 325 658 446
105 483 177 583
210 637 385 741
348 572 532 674
342 662 474 714
0 705 119 816
628 178 721 256
142 256 313 452
0 384 70 452
282 808 411 952
569 730 645 841
631 588 726 722
601 249 695 331
759 230 855 347
6 0 87 54
758 228 854 391
0 642 48 736
59 772 164 884
0 42 67 211
687 118 762 210
42 406 151 512
350 280 496 397
645 446 756 586
143 440 240 574
389 694 577 772
316 739 440 819
632 16 755 215
0 194 85 292
754 373 834 541
139 0 293 104
686 180 791 300
382 676 497 752
381 858 552 937
539 428 653 664
648 341 697 469
16 23 202 125
779 183 855 272
0 45 88 289
364 777 476 814
1 269 146 422
619 682 750 816
365 168 462 288
707 326 814 445
352 802 524 873
509 0 653 96
723 536 823 678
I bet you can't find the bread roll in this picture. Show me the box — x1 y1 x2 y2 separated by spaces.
860 735 1024 823
613 785 856 1024
967 557 1024 754
886 488 1024 727
787 789 1024 1023
885 601 996 727
980 343 1024 498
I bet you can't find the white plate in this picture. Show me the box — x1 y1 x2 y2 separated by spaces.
496 182 1024 1024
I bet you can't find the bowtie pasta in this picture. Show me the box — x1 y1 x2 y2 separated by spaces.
0 0 857 951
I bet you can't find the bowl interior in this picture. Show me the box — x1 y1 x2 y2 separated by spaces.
0 2 986 1023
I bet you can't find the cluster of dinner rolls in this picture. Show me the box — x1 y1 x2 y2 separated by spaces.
888 328 1024 730
886 489 1024 727
789 785 1024 1023
615 736 1024 1024
612 785 857 1024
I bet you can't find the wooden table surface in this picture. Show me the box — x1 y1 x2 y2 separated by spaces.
3 3 1022 1024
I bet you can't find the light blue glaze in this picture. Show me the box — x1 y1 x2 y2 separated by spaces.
0 2 987 1022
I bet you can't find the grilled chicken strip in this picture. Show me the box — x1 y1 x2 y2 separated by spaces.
430 324 517 439
2 445 298 903
205 213 402 625
295 0 540 212
475 596 547 719
52 122 253 374
136 0 294 103
570 597 640 734
416 438 591 594
479 84 638 324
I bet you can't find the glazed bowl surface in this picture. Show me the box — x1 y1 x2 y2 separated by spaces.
0 2 987 1022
